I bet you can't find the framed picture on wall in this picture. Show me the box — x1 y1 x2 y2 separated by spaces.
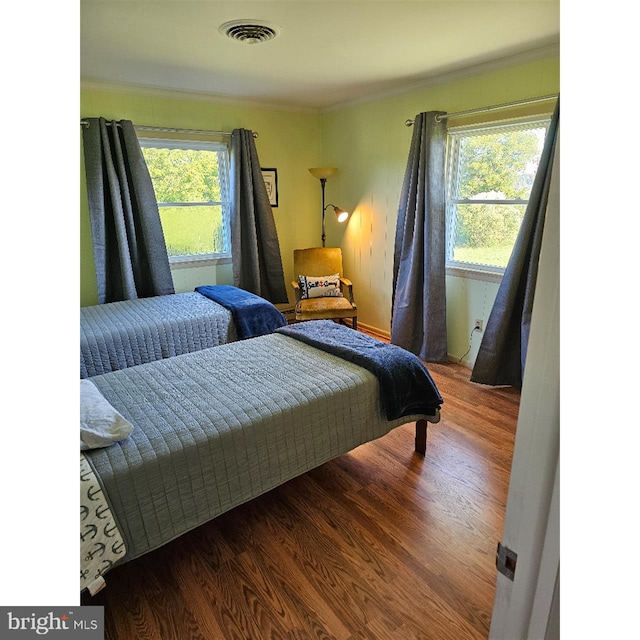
261 168 278 207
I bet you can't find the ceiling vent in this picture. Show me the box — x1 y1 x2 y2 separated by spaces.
219 20 281 44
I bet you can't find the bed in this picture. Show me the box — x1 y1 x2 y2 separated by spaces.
80 285 287 378
80 321 443 594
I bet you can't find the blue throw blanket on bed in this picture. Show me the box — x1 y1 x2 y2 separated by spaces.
196 285 286 339
276 320 443 420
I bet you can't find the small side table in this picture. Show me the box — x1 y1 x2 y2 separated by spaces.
275 303 297 324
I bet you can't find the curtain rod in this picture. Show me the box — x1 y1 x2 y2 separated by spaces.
404 94 558 127
79 120 258 138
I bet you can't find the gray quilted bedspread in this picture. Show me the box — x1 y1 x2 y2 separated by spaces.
85 333 428 565
80 292 237 378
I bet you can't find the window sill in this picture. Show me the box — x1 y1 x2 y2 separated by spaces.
169 255 232 270
446 265 503 283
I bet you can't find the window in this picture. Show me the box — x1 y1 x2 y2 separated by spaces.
140 138 231 264
445 117 550 276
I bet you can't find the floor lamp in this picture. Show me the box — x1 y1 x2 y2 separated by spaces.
308 167 350 247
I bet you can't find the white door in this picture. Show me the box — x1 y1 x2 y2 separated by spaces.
489 128 560 640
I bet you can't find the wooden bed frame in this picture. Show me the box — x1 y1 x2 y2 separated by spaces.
415 418 429 456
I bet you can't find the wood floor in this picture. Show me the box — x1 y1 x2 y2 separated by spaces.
83 360 520 640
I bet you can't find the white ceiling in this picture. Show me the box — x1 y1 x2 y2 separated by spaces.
80 1 560 111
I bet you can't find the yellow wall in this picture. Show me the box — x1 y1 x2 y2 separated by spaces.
80 86 323 306
81 53 559 364
321 55 559 361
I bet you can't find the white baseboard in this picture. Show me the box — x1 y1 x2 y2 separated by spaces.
358 322 474 371
357 321 390 341
449 354 473 370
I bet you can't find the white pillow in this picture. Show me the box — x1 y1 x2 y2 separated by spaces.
298 273 344 299
80 379 133 450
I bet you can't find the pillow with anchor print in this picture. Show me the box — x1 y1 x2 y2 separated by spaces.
80 379 133 450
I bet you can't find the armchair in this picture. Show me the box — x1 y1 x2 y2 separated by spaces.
291 248 357 330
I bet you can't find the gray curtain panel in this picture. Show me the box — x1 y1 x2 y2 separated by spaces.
471 100 560 388
229 129 288 304
82 117 174 304
391 111 448 362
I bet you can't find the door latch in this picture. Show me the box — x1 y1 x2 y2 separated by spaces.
496 542 517 581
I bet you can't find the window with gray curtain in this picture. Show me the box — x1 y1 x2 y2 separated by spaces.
82 117 174 304
139 137 232 265
470 100 560 387
445 117 551 276
229 128 288 304
391 111 448 362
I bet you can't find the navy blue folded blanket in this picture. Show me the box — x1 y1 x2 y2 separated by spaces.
196 285 286 339
276 320 443 420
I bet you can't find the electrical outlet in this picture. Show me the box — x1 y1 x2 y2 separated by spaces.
474 319 483 332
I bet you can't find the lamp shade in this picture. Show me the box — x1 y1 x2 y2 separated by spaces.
326 205 349 222
334 207 349 223
309 167 338 180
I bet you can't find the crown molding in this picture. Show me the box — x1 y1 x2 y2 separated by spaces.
80 79 320 114
320 42 560 113
81 41 559 115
